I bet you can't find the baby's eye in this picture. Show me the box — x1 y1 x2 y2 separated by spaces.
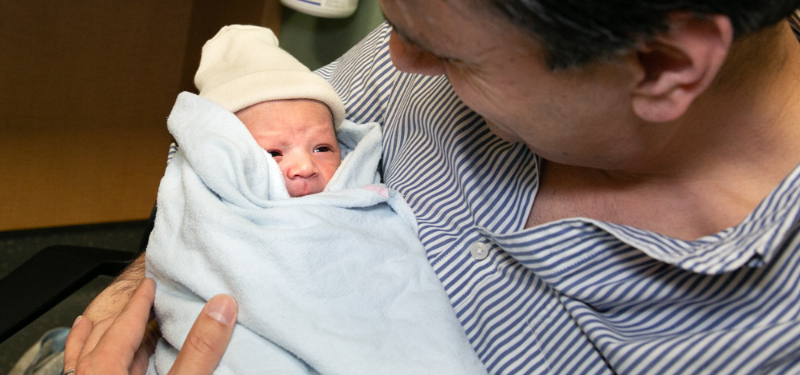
314 146 332 153
267 150 282 157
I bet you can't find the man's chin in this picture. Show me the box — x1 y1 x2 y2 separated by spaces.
486 120 521 144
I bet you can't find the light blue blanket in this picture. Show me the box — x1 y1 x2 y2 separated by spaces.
146 93 486 374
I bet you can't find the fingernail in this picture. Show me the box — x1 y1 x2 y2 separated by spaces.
205 295 236 325
72 315 82 328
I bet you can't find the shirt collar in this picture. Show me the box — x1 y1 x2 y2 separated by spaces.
481 161 800 275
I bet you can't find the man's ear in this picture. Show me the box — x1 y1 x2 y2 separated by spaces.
631 13 733 122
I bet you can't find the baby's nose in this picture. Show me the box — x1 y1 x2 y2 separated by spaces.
286 157 317 179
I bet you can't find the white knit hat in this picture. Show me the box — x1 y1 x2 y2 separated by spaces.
194 25 345 129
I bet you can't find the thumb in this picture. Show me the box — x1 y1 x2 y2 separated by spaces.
167 295 238 375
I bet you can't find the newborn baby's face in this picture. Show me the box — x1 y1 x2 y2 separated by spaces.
236 99 341 197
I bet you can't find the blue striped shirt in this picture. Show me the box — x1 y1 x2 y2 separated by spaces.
318 23 800 374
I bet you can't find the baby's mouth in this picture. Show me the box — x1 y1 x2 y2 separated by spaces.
287 180 320 197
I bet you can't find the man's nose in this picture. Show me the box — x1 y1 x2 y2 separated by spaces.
388 31 446 76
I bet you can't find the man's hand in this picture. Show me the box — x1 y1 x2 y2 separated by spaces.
63 278 238 375
64 253 149 372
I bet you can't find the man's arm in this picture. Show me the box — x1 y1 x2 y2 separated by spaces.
84 252 147 323
87 252 147 312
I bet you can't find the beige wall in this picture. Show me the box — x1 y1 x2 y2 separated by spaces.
0 0 282 231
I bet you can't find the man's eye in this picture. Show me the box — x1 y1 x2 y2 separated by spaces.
267 150 282 157
314 146 331 153
441 56 462 65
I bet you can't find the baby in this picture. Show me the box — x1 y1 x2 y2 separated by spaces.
146 26 487 375
192 24 349 198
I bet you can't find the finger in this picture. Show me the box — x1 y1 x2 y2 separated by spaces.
63 315 93 373
78 318 113 362
168 295 238 375
90 278 156 366
130 346 153 375
129 319 163 375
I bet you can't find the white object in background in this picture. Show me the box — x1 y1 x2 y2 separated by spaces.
281 0 359 18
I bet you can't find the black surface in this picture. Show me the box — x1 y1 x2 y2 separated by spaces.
0 245 137 342
0 221 149 374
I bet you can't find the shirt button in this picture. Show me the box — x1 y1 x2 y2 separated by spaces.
468 241 492 261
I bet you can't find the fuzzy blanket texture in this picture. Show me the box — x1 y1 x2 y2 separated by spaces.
146 93 486 375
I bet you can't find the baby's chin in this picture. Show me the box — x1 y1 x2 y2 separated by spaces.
286 181 326 197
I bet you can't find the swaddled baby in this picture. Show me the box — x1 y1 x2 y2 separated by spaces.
192 24 348 199
145 25 486 375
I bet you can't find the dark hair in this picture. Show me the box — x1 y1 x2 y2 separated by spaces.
484 0 800 69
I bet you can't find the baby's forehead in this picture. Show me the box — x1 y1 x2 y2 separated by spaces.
240 99 336 128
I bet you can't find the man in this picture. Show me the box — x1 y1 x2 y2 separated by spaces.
67 1 800 374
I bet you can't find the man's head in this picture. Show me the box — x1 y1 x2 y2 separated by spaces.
195 25 346 196
484 0 800 70
381 0 800 169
